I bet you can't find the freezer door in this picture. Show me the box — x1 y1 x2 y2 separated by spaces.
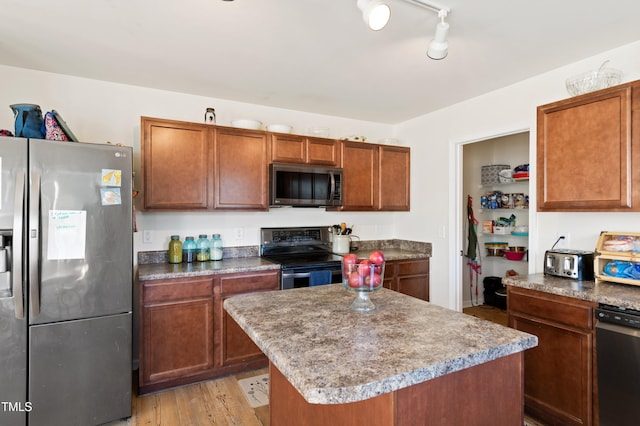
28 313 132 425
29 140 133 324
0 137 28 426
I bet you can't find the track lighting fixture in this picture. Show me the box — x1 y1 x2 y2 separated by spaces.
357 0 451 59
427 9 449 60
357 0 391 31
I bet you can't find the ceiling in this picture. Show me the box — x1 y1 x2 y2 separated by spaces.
2 0 640 124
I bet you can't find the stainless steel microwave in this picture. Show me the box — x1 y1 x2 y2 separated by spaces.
269 163 343 207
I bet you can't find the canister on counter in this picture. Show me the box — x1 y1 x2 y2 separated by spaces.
168 235 183 264
210 234 223 261
196 234 210 261
182 236 197 263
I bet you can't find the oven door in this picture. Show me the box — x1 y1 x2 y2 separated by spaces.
281 265 343 290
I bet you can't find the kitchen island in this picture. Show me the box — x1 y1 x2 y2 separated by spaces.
224 284 537 425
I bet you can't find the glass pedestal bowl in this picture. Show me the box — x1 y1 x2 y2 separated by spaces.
342 261 385 312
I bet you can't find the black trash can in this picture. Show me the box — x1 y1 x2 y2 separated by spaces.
495 288 507 310
483 276 504 307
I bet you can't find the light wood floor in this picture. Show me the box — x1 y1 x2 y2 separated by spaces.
104 368 269 426
463 304 508 327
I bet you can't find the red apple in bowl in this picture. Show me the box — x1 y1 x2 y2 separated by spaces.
368 250 385 265
357 259 372 276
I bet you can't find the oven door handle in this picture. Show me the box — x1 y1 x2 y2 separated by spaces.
282 270 341 279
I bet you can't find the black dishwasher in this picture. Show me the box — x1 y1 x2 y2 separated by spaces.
596 304 640 426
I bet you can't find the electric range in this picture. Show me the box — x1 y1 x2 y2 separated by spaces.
260 226 344 289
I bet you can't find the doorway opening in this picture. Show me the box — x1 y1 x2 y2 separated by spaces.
457 131 532 310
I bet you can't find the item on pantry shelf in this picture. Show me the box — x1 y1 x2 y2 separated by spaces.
504 250 526 261
182 236 197 263
210 234 223 261
168 235 182 264
513 193 527 208
498 169 513 183
481 164 510 186
483 220 493 234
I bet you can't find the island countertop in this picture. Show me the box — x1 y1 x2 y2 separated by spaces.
224 284 537 405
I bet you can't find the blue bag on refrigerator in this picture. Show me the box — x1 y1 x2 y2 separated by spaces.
10 103 45 138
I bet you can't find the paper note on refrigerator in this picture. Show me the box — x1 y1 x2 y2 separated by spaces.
47 210 87 260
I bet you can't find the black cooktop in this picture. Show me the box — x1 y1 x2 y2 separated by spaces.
260 226 344 269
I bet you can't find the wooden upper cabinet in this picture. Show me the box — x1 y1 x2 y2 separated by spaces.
141 117 213 210
339 141 410 211
537 81 640 211
340 141 379 210
270 134 340 166
379 145 410 211
214 127 269 210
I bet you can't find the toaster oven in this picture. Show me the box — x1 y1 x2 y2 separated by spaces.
544 249 595 280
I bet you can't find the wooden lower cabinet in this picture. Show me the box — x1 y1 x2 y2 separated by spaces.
217 271 280 367
138 269 279 394
383 258 429 301
507 286 596 426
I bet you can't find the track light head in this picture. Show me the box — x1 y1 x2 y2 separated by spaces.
427 13 449 60
357 0 391 31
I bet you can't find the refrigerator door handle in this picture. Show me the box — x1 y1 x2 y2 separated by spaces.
12 171 25 319
29 172 41 317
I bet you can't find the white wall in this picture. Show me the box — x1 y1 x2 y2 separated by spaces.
3 40 640 311
0 65 399 264
395 40 640 309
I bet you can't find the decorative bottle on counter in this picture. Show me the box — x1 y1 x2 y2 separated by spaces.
196 234 210 262
168 235 182 264
210 234 223 261
182 236 197 263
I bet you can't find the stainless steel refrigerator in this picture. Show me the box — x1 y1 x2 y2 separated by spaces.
0 137 132 426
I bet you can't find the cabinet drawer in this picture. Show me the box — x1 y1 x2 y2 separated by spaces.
508 287 594 330
219 271 280 296
397 259 429 276
143 278 213 303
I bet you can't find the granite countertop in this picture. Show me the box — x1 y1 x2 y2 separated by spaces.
503 273 640 310
137 239 431 281
137 257 280 281
224 284 537 405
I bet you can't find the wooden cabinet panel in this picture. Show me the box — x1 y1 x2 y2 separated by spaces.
270 134 340 166
340 141 379 210
508 286 595 426
139 270 279 394
217 271 279 367
270 134 306 163
142 298 214 383
384 258 429 301
139 277 215 390
307 137 340 166
141 117 213 210
537 83 638 211
379 146 410 211
214 128 269 210
339 142 410 211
